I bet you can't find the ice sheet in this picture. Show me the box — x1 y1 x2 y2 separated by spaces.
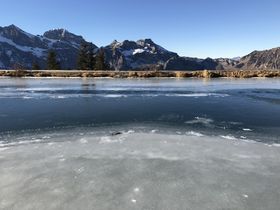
1 128 280 210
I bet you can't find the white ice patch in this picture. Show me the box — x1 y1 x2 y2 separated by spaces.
220 135 237 140
150 130 158 133
0 139 43 148
123 130 135 135
99 136 123 144
185 117 214 126
272 144 280 147
243 128 253 132
101 94 127 98
186 131 204 137
243 194 249 198
165 93 228 98
50 95 67 99
79 138 88 144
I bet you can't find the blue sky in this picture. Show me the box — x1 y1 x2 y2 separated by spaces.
1 0 280 58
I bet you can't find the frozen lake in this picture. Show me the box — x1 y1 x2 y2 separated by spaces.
0 78 280 209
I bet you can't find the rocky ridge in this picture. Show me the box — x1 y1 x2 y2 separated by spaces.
1 25 280 70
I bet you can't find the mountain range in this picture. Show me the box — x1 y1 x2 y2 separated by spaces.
0 24 280 70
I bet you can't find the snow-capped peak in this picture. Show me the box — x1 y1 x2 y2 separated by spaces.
62 29 66 38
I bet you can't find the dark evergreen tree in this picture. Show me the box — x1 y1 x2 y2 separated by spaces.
94 48 108 70
87 48 95 70
77 42 95 70
32 62 40 70
77 43 88 70
47 50 60 70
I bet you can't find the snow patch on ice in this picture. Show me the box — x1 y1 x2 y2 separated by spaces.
150 129 158 133
101 94 127 98
79 138 88 144
243 194 249 198
220 135 237 140
186 131 204 137
99 136 123 144
0 139 43 147
185 117 214 126
123 130 135 135
243 128 253 132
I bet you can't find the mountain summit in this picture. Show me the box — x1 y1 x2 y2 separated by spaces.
103 39 178 70
1 25 280 70
0 25 96 69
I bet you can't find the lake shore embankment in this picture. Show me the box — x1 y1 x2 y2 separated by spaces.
1 69 280 78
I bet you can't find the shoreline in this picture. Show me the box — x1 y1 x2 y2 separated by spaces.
1 69 280 78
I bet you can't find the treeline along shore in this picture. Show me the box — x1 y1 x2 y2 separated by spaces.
1 69 280 78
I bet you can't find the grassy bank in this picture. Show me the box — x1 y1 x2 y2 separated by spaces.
1 70 280 78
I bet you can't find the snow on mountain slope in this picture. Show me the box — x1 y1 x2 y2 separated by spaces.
0 25 97 69
0 34 46 57
103 39 178 70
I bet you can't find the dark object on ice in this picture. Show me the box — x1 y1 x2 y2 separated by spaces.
81 83 95 87
111 131 122 136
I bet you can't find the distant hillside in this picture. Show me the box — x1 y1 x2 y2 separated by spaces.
236 48 280 70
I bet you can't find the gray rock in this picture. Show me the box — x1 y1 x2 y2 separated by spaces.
164 57 237 71
103 39 178 70
0 25 97 69
237 48 280 70
1 24 280 71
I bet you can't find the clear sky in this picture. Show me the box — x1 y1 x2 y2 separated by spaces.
1 0 280 58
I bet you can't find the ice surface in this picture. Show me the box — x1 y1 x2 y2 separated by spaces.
1 127 280 210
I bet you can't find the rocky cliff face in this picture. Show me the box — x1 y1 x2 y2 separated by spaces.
236 48 280 70
103 39 178 70
164 57 238 70
0 25 97 69
1 25 280 70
